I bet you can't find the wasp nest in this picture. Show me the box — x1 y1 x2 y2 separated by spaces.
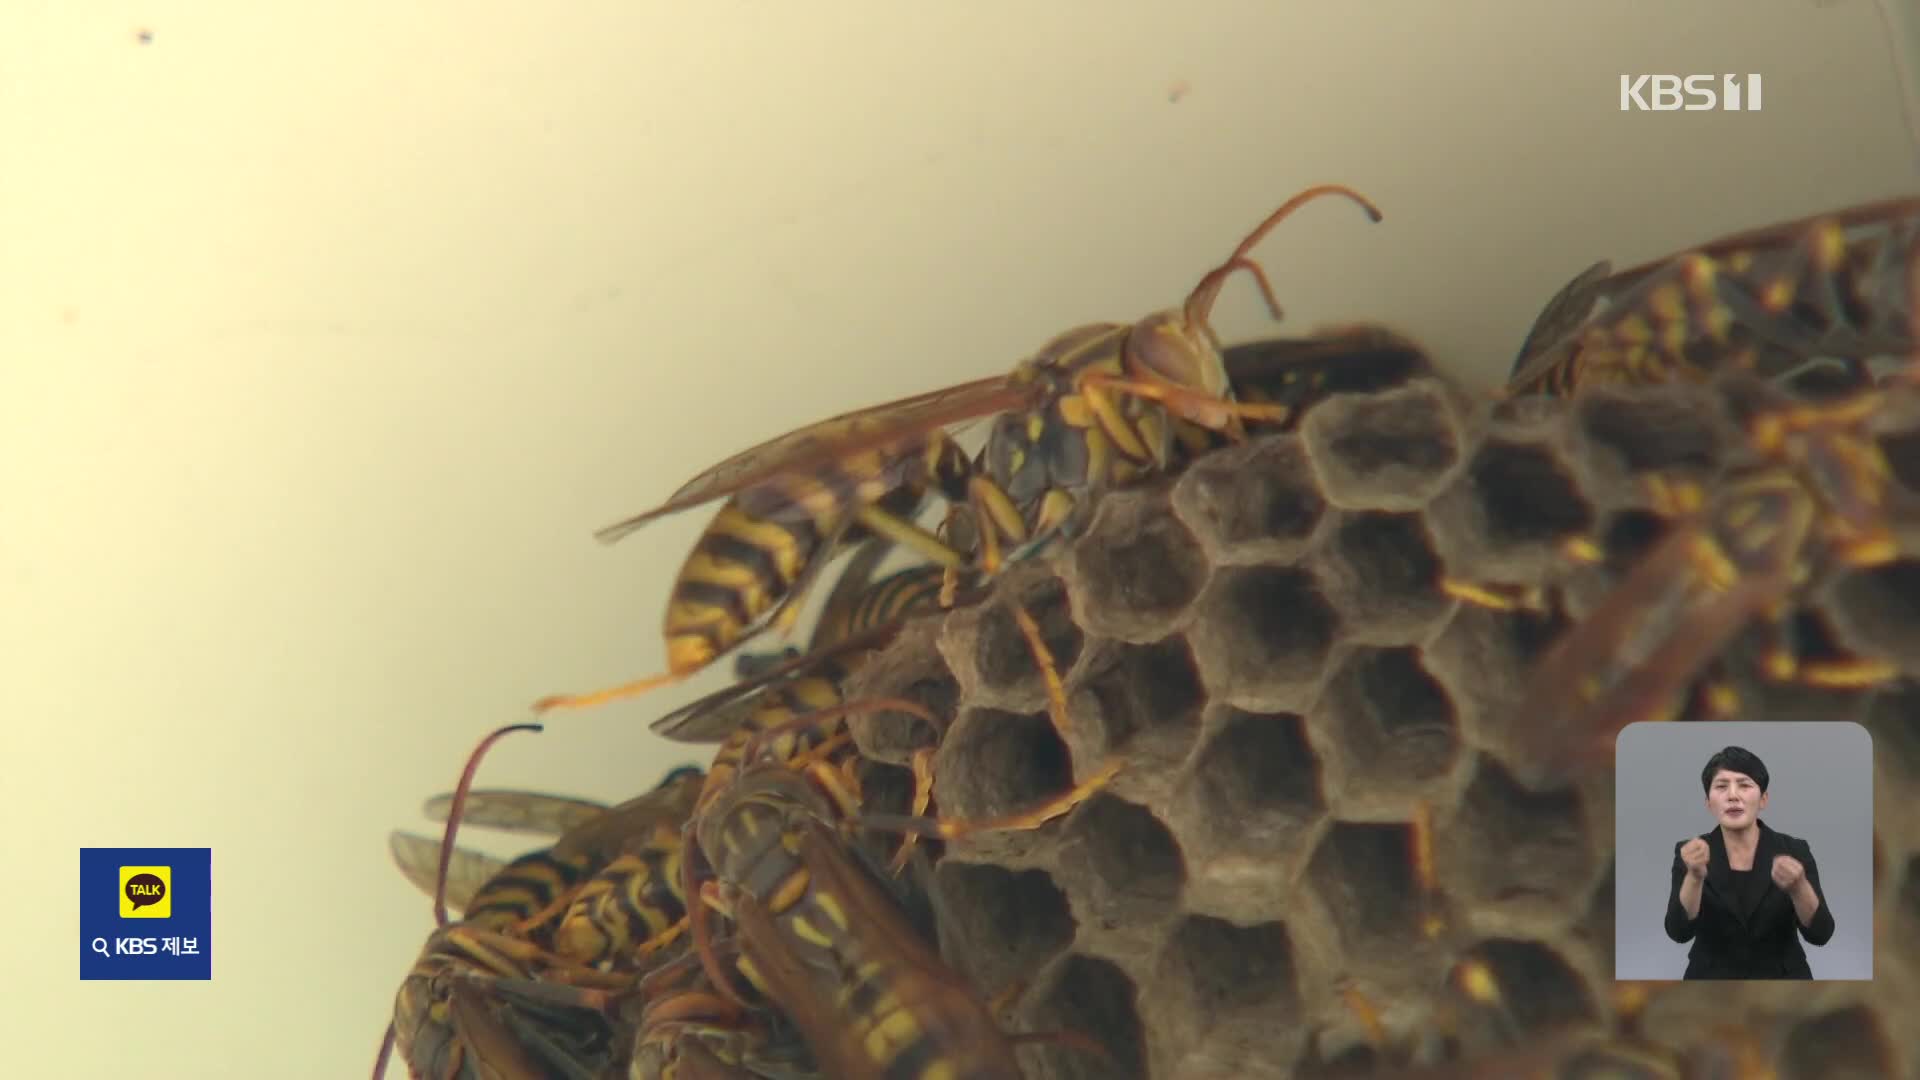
843 363 1920 1079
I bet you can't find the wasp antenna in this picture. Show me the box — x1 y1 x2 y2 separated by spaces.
371 1021 397 1080
434 721 545 927
1184 184 1385 329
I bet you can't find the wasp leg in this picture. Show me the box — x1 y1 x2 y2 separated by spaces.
1079 370 1292 430
849 501 970 571
885 748 938 876
1408 800 1448 942
1008 598 1073 739
964 474 1032 578
680 837 757 1014
858 757 1124 841
1438 577 1556 615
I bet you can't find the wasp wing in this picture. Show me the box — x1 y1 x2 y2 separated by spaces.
1509 259 1614 382
786 818 1025 1079
593 376 1036 543
1610 194 1920 276
420 791 609 838
1507 504 1796 780
389 829 509 915
547 767 705 863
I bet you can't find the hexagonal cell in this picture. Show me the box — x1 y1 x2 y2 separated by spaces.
843 616 960 765
1873 829 1887 896
1313 647 1461 814
1823 558 1920 676
1149 915 1300 1048
1170 433 1328 559
846 672 961 766
971 573 1086 704
1294 1023 1461 1080
1313 511 1452 641
1460 439 1595 550
1556 1041 1689 1078
1300 381 1465 510
930 860 1074 1000
1074 636 1205 756
850 756 918 820
1880 425 1920 494
1713 655 1879 730
1066 488 1208 640
1780 1005 1897 1080
1773 606 1892 680
1439 753 1592 915
934 707 1073 823
1447 938 1597 1041
1861 681 1920 786
1056 792 1187 927
1174 707 1326 860
1893 856 1920 979
1423 601 1574 757
1017 953 1148 1080
1575 388 1725 475
1567 858 1616 955
1593 507 1675 573
1305 821 1435 968
1187 564 1342 709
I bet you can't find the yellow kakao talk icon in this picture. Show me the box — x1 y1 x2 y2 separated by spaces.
119 865 171 918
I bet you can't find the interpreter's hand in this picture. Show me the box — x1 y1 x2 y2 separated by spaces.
1771 854 1806 891
1681 838 1710 881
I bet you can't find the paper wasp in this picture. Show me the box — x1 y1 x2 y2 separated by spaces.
421 932 819 1080
1463 374 1909 781
378 725 708 1079
666 323 1437 751
693 761 1112 1080
1506 195 1920 399
651 537 949 754
533 183 1384 717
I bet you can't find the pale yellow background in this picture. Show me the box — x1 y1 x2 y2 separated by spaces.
1 3 1912 1078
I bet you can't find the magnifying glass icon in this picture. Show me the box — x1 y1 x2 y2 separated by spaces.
90 937 110 957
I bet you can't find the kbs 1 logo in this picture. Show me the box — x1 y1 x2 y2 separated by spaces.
80 847 212 981
1619 74 1763 112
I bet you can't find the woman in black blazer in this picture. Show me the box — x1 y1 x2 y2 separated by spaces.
1664 746 1835 979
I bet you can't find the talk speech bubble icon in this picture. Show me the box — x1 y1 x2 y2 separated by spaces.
124 871 167 913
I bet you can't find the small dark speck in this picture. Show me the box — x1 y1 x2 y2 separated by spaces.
1168 79 1191 104
135 28 154 45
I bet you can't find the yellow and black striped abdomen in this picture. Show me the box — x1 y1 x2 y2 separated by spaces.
459 848 592 933
553 826 688 966
662 433 956 675
831 956 1023 1080
837 563 948 639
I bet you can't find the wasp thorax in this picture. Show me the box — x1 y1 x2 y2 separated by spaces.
1124 312 1237 431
